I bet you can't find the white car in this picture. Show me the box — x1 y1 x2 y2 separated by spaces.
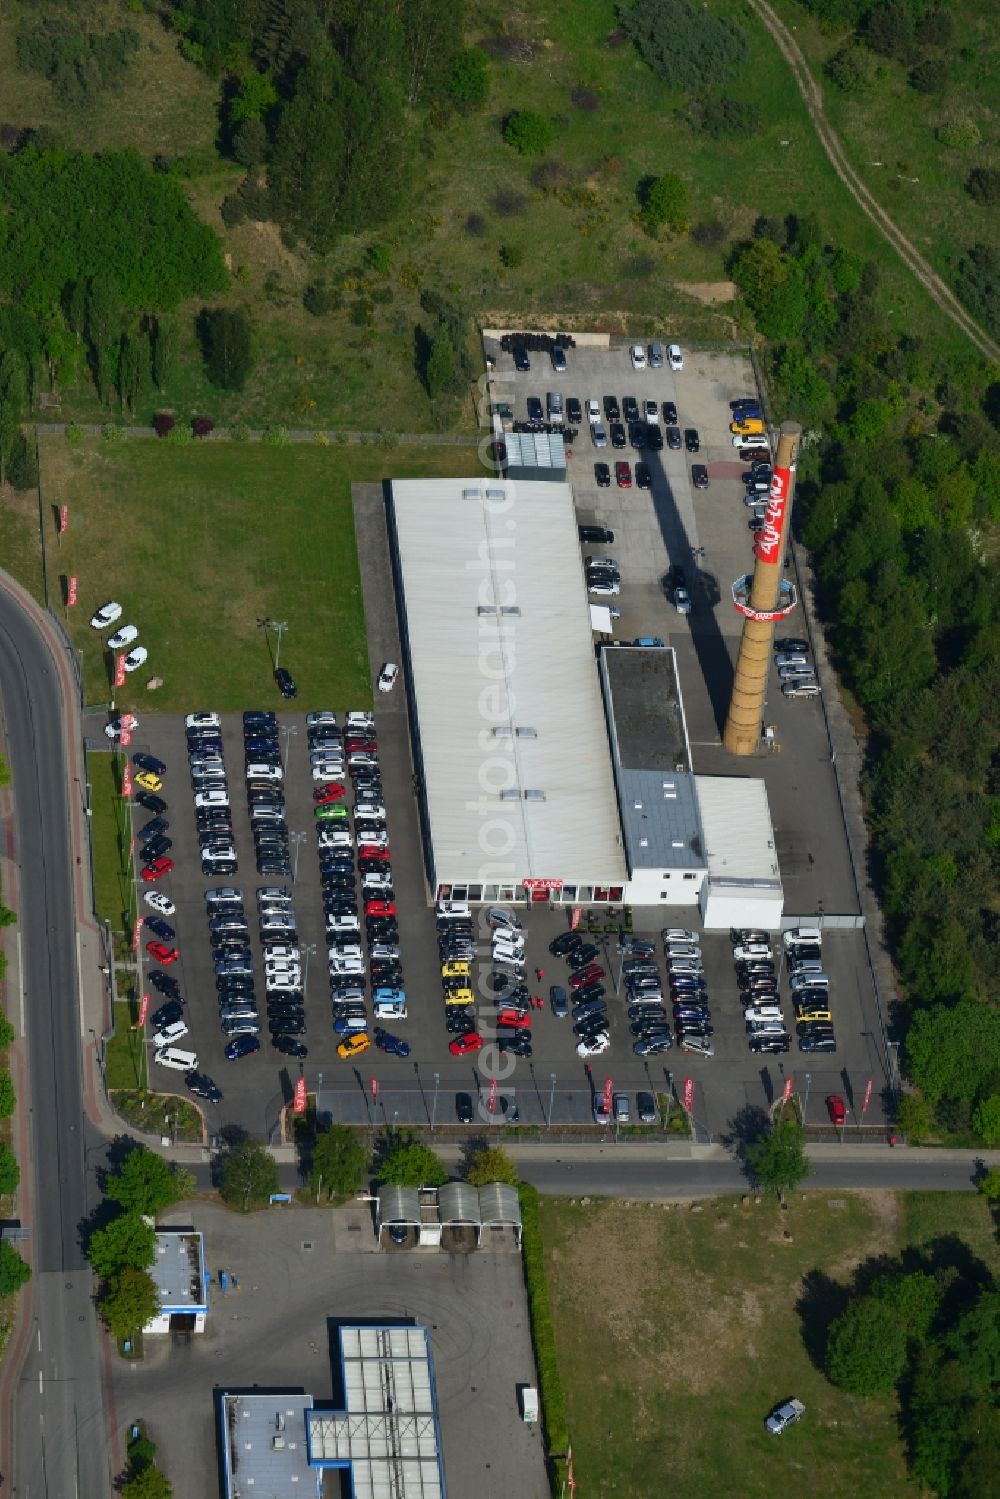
357 830 389 849
362 872 393 889
123 646 148 673
630 345 647 370
330 957 365 975
586 398 600 423
327 916 360 933
307 711 337 727
779 665 816 682
783 681 821 698
667 343 683 372
107 624 138 651
377 662 399 693
328 943 363 960
644 400 659 425
438 900 470 918
186 712 221 730
144 891 175 916
246 763 282 781
585 556 619 570
663 929 697 943
104 713 138 741
355 802 386 820
346 712 375 729
733 433 769 449
577 1032 611 1057
673 587 691 614
765 1399 805 1435
313 764 346 782
588 578 620 596
262 945 299 961
90 601 122 630
194 789 229 809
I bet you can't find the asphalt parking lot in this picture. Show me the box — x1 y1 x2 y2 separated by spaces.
118 1202 547 1499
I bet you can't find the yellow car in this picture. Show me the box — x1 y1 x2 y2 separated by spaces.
441 960 471 980
796 1009 832 1023
337 1032 371 1059
444 988 475 1006
730 417 765 436
135 770 163 792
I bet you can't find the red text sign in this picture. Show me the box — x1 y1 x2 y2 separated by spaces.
753 466 792 565
293 1076 307 1115
861 1078 873 1117
136 993 149 1028
682 1076 695 1113
60 505 68 533
114 653 126 687
370 1077 378 1099
67 576 78 606
522 878 564 891
782 1075 794 1104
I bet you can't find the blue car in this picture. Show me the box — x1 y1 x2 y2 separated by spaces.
374 1028 410 1058
144 916 175 942
225 1035 260 1061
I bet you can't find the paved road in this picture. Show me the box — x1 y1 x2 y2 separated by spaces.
0 588 111 1497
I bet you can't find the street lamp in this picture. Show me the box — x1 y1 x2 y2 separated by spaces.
290 831 307 884
280 723 299 772
547 1073 556 1129
802 1072 812 1126
431 1072 440 1132
301 942 317 999
257 617 288 670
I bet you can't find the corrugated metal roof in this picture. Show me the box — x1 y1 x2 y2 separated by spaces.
477 1182 522 1228
695 776 782 885
503 430 566 476
376 1184 422 1224
438 1181 481 1225
391 480 626 887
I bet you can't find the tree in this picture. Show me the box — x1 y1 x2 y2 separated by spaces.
825 44 876 93
905 1002 1000 1104
220 1140 278 1211
0 1143 21 1196
502 110 553 156
0 1070 15 1119
448 49 489 108
122 1464 172 1499
99 1266 159 1341
896 1091 934 1141
423 327 456 398
232 117 268 168
956 244 1000 338
871 1269 942 1339
85 276 123 403
229 70 278 127
977 1168 1000 1201
118 330 150 416
621 0 747 91
105 1147 190 1216
966 167 1000 207
700 97 760 138
744 1119 809 1194
377 1143 447 1188
909 59 948 95
0 1015 14 1049
640 173 689 234
826 1296 909 1394
972 1094 1000 1145
151 317 179 393
0 351 27 488
0 1240 30 1296
199 308 253 391
466 1146 519 1187
310 1125 369 1198
861 0 916 61
948 1290 1000 1393
87 1213 156 1280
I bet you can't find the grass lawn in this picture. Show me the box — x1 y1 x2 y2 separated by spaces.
86 750 135 936
106 1000 146 1091
38 436 482 713
539 1189 997 1497
770 0 999 297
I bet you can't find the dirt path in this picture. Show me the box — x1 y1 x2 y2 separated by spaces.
747 0 1000 365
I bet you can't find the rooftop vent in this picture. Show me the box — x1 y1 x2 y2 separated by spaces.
515 727 537 738
463 487 480 500
524 790 546 801
500 789 520 801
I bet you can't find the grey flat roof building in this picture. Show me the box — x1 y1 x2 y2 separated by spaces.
148 1228 207 1319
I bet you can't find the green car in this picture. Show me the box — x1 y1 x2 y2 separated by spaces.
315 803 348 821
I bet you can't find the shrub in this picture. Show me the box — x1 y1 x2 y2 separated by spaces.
639 173 689 234
897 1092 934 1141
65 423 87 444
0 1070 14 1119
519 1185 569 1452
466 1146 519 1186
700 97 760 137
199 307 253 391
368 244 394 275
101 423 128 442
261 425 289 446
972 1094 1000 1145
498 243 525 268
937 118 981 149
570 84 601 110
230 422 252 441
448 48 489 108
620 0 747 90
152 413 175 438
825 44 877 93
826 1296 909 1394
191 416 214 438
503 110 554 156
302 282 341 316
0 1240 30 1296
909 59 947 94
220 193 248 228
165 422 191 444
966 167 1000 206
464 213 487 236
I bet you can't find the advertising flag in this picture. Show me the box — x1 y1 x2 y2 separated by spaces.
122 763 133 797
488 1076 498 1114
67 576 78 606
133 917 142 951
370 1077 378 1099
136 993 149 1028
682 1076 695 1113
782 1075 794 1104
861 1078 873 1117
570 906 582 931
602 1075 614 1114
114 653 126 687
59 505 69 533
293 1076 307 1115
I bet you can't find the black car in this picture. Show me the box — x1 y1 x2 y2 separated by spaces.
185 1071 223 1102
513 345 530 372
610 422 626 449
135 791 166 815
645 425 663 451
274 667 297 698
749 1035 790 1054
446 1012 476 1034
268 1015 306 1034
550 345 567 372
150 970 180 997
152 1000 184 1029
139 817 169 841
497 1034 532 1057
662 400 678 424
629 423 647 450
621 939 655 957
635 463 652 489
684 428 700 452
665 426 682 450
590 463 609 489
142 834 172 861
526 396 544 423
622 396 639 424
775 637 809 654
244 710 277 728
691 464 709 490
550 932 582 957
604 395 620 422
456 1091 475 1124
798 1034 837 1053
550 985 569 1018
132 752 166 776
145 916 175 942
272 1035 308 1057
567 397 583 425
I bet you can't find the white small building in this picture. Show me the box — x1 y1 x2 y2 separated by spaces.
696 776 784 931
145 1226 208 1335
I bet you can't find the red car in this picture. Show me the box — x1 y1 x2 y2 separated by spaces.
497 1009 531 1029
345 738 377 753
570 965 605 989
615 461 632 488
141 857 174 882
358 846 390 863
313 783 346 804
146 941 179 965
365 899 397 918
826 1094 847 1126
449 1032 484 1056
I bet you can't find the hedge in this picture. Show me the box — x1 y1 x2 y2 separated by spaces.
518 1184 569 1492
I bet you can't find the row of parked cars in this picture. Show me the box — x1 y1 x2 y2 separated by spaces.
631 930 715 1057
732 930 790 1055
206 885 308 1061
784 928 836 1053
89 599 149 675
512 339 681 375
549 929 610 1057
583 393 696 457
773 636 821 700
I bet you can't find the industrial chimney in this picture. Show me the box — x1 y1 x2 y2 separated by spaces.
722 420 802 756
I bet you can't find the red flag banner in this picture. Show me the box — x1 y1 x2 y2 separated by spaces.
122 764 133 797
602 1075 614 1113
60 505 69 533
136 993 149 1028
861 1078 873 1117
67 576 78 606
292 1076 307 1115
133 917 142 951
120 727 132 747
114 653 126 687
370 1077 378 1099
782 1075 794 1104
682 1076 695 1113
753 465 792 565
488 1076 498 1113
570 906 582 931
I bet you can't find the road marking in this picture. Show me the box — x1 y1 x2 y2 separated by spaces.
38 1370 42 1394
16 930 24 1035
76 930 86 1036
36 1328 41 1352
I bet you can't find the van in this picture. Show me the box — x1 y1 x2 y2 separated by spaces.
153 1020 189 1047
649 341 664 368
154 1046 198 1072
790 972 830 990
783 928 822 947
245 764 283 781
744 1005 783 1021
730 418 766 436
546 391 564 425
